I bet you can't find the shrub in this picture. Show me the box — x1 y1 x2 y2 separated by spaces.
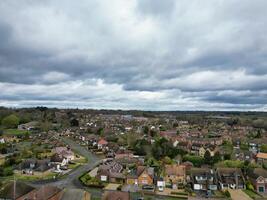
246 181 254 191
223 190 231 198
1 114 19 128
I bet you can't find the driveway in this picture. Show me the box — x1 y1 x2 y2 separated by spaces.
228 189 252 200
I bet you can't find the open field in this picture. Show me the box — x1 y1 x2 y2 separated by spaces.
3 129 29 136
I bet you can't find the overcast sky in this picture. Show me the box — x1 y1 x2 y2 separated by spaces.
0 0 266 111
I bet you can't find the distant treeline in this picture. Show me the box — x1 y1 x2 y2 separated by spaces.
0 106 266 130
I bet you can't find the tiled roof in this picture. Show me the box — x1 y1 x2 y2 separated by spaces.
256 152 267 159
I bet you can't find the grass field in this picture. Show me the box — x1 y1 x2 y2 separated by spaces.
243 189 262 199
3 129 29 136
1 171 58 182
13 171 57 181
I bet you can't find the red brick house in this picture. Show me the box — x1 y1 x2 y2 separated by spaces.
248 168 267 194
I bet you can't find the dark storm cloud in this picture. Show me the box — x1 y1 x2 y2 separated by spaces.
0 0 266 110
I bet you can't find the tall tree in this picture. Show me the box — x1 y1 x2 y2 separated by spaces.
1 114 19 128
204 150 212 165
212 151 221 164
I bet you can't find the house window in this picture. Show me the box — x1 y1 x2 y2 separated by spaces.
142 180 148 184
258 186 265 193
101 175 107 182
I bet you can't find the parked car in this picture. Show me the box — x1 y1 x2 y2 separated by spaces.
142 185 154 191
158 185 164 192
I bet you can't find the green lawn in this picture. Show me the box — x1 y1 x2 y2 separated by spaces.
68 162 81 169
2 171 58 182
3 129 29 136
243 189 262 199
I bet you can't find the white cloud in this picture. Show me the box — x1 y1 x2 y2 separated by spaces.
0 0 267 110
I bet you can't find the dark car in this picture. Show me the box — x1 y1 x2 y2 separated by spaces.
142 185 154 191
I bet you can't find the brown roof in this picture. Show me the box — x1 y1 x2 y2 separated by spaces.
165 164 185 176
0 181 34 199
136 166 154 178
102 191 130 200
98 139 108 145
256 152 267 159
137 166 146 176
21 185 62 200
60 189 91 200
249 168 267 179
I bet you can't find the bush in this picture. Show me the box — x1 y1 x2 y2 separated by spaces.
215 160 243 168
0 167 14 176
246 181 254 191
183 155 204 167
223 190 231 198
170 191 188 195
1 114 19 128
79 173 104 188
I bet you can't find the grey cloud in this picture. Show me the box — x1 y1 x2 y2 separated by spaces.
136 0 175 17
0 0 266 110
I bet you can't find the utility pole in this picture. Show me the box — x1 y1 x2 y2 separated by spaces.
13 176 16 200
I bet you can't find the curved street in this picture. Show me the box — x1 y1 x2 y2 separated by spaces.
28 137 102 191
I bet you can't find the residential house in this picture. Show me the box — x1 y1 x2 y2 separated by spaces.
98 138 108 149
126 166 154 186
175 141 190 152
164 164 186 189
198 147 206 157
188 137 223 146
18 185 63 200
191 143 202 155
52 146 75 162
60 189 91 200
248 168 267 194
233 149 253 161
96 160 125 183
102 191 130 200
0 181 35 200
216 168 245 190
50 153 68 169
18 159 52 175
248 142 260 154
18 121 38 131
137 166 154 186
256 152 267 165
190 168 217 191
199 146 217 157
173 155 182 164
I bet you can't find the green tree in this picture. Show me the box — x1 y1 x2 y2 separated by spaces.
163 156 172 164
96 127 104 136
39 120 52 132
133 139 150 156
1 114 19 128
255 129 262 138
152 137 177 159
204 150 212 165
260 144 267 153
183 155 204 167
212 151 221 164
70 118 79 127
143 126 149 135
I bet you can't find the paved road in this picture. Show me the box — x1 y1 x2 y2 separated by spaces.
229 189 252 200
29 137 101 190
